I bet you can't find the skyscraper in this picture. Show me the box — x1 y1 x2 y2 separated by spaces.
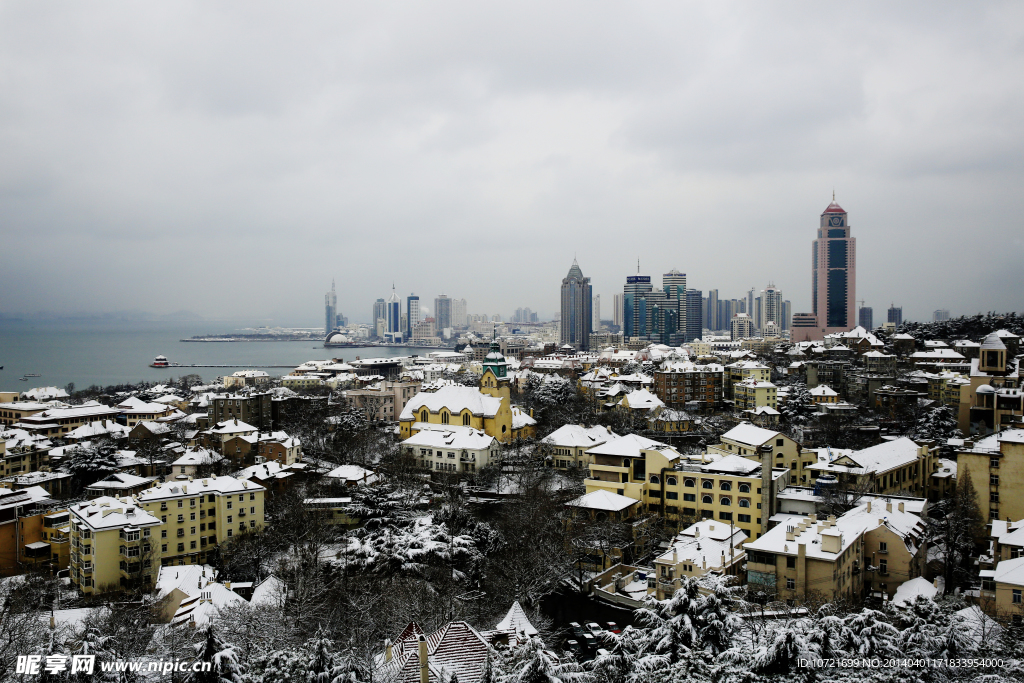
612 294 623 329
623 274 653 338
561 259 592 349
324 280 337 335
933 309 950 322
593 295 601 330
406 294 420 334
686 289 703 342
372 298 386 336
782 300 792 330
859 306 874 330
888 305 903 327
761 283 783 330
812 197 857 335
706 289 719 330
452 298 467 329
434 295 452 332
385 287 402 342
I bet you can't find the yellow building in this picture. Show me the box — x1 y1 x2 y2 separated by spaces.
990 557 1024 624
281 374 325 390
0 486 66 576
733 379 778 411
708 423 811 485
725 361 771 401
958 333 1022 435
135 476 267 567
399 385 536 443
539 424 616 470
957 428 1024 524
807 437 935 498
69 497 163 594
583 434 789 540
745 500 927 604
650 519 747 599
808 384 840 404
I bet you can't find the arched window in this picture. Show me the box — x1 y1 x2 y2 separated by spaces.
420 409 429 422
720 497 731 506
720 481 732 491
702 480 713 489
739 498 751 508
462 412 471 426
650 475 660 485
739 483 750 493
441 411 449 424
702 494 713 504
684 478 695 488
666 477 677 486
502 425 507 433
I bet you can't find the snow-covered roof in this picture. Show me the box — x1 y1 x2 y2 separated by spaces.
209 419 259 435
250 575 287 607
172 448 223 467
809 385 838 397
136 475 263 502
376 621 489 683
235 461 304 482
64 420 130 440
70 496 162 531
156 564 219 601
994 556 1024 587
0 486 53 512
399 386 503 421
655 519 747 571
720 422 780 446
402 427 495 451
621 388 665 410
20 386 70 401
566 489 639 513
542 424 616 449
892 576 938 606
955 605 1003 645
699 454 762 475
809 437 922 475
495 601 538 637
325 464 379 484
511 405 536 429
85 472 154 491
585 433 676 459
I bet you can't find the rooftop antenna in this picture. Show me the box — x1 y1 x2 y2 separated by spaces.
637 259 640 274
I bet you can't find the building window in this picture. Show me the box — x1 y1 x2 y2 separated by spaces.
666 477 677 486
463 413 471 425
720 481 731 491
787 556 796 568
702 494 713 504
879 541 887 553
786 578 795 590
739 498 750 508
720 497 731 506
739 483 750 493
685 479 695 488
738 514 751 523
1015 589 1022 604
684 493 695 502
991 475 1000 486
702 480 713 489
719 511 732 521
650 475 660 485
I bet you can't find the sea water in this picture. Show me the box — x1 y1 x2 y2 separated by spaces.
0 319 413 391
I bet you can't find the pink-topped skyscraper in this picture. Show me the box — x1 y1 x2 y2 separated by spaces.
792 197 856 341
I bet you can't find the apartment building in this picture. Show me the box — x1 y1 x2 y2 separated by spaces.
0 429 51 478
135 476 266 567
18 403 120 437
745 500 927 604
652 361 725 411
650 519 747 599
539 424 617 470
0 402 49 428
583 434 789 540
957 428 1024 524
707 423 811 485
0 486 67 576
807 437 935 498
256 432 302 465
69 497 162 594
400 424 499 474
733 379 778 411
208 392 273 430
724 361 770 401
343 380 422 422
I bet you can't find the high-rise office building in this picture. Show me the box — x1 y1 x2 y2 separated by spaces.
406 294 420 334
561 259 592 349
325 280 337 335
385 287 402 342
593 295 601 330
624 274 653 338
812 197 857 335
933 309 950 322
372 298 386 336
452 298 467 329
686 289 703 342
761 283 783 330
612 293 623 328
859 306 874 330
706 289 719 330
782 300 792 331
434 295 452 332
888 305 903 327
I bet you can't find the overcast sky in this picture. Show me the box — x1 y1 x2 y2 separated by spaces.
2 1 1022 325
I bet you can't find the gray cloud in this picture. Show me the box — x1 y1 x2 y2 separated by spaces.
1 1 1022 324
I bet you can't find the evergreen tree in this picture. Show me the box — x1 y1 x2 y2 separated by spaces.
186 625 245 683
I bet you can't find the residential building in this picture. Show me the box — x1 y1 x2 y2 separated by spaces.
399 385 534 443
725 360 770 400
593 294 601 331
0 402 49 428
991 557 1024 624
540 425 616 470
256 432 302 465
401 424 499 475
344 380 422 422
807 437 935 498
0 486 65 576
809 385 839 404
407 294 421 334
136 476 266 567
208 392 275 431
68 497 162 594
707 423 809 485
859 306 873 330
653 361 725 411
957 332 1022 434
560 259 592 350
934 309 951 322
385 287 402 343
375 621 490 683
760 283 783 330
730 313 753 340
734 379 778 411
888 305 903 327
17 403 120 437
613 293 624 329
957 429 1024 524
745 500 927 604
650 519 747 599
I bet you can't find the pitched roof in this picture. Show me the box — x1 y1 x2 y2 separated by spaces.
495 601 538 637
542 424 615 449
994 556 1024 587
566 489 639 512
585 433 674 459
721 422 780 446
399 386 504 421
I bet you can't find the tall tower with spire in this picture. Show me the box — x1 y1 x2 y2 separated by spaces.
561 259 592 350
385 285 402 343
812 195 856 335
324 280 337 336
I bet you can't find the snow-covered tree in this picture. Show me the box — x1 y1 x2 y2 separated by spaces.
186 625 245 683
912 405 962 443
60 442 122 493
844 609 901 659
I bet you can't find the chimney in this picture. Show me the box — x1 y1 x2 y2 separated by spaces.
898 502 904 513
866 501 872 513
694 527 699 538
417 635 428 683
672 550 677 563
385 639 393 662
886 502 892 513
